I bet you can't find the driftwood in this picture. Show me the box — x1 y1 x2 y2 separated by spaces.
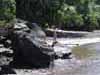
45 28 90 38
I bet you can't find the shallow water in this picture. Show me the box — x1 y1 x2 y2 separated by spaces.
15 38 100 75
52 42 100 75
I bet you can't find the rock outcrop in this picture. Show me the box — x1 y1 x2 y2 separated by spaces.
0 19 54 69
9 20 54 68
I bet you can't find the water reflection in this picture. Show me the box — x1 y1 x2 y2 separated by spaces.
72 45 96 59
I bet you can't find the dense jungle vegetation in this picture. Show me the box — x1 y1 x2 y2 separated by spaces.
0 0 100 31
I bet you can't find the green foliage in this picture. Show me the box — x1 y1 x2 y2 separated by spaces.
1 0 99 31
0 0 16 21
15 0 100 31
96 0 100 4
86 12 99 31
56 3 83 30
0 0 15 28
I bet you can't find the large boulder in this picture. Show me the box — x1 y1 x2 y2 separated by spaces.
9 20 54 68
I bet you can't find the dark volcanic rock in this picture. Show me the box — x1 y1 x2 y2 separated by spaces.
0 65 16 74
9 20 54 68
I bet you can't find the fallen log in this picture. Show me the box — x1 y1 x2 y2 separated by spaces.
45 28 90 38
